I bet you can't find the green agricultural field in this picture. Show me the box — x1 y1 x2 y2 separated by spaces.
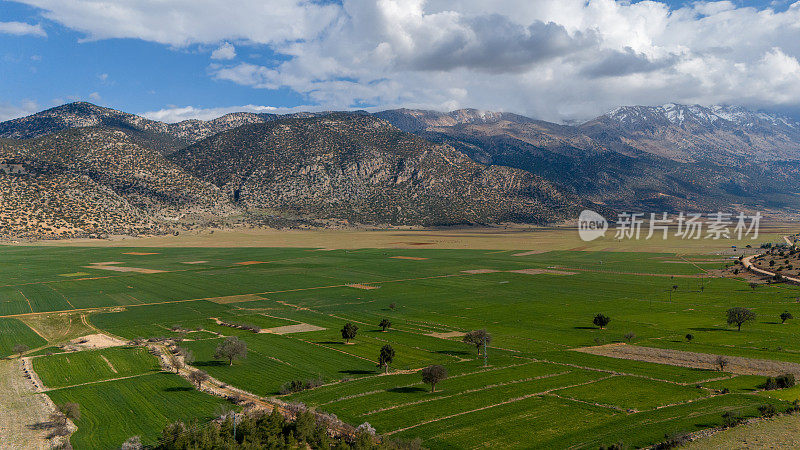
3 241 799 449
46 372 232 449
0 317 46 357
33 346 161 389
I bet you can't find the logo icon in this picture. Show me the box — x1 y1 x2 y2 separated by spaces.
578 210 608 241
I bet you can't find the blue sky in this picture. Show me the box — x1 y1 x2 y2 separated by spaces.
1 1 306 117
1 0 799 122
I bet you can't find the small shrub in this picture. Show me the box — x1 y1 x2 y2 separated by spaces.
758 404 777 417
763 374 794 390
652 432 690 449
599 443 625 450
721 411 744 428
279 376 325 394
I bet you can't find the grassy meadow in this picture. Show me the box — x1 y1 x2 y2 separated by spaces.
3 233 800 448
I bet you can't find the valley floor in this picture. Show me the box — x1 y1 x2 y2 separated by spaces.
0 229 798 448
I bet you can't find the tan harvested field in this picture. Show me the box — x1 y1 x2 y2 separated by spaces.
427 331 466 339
507 268 576 275
83 262 166 274
63 333 128 351
683 415 800 449
512 250 548 256
207 294 267 304
121 252 159 255
575 343 800 377
347 284 379 290
661 260 727 264
11 225 793 252
19 312 95 343
263 323 327 335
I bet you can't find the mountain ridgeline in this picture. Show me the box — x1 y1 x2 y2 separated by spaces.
0 102 798 238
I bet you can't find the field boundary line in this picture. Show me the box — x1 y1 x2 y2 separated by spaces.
46 284 75 309
309 361 536 406
384 375 614 435
535 357 715 387
18 290 34 314
363 371 572 416
39 371 158 392
0 272 480 319
546 393 628 412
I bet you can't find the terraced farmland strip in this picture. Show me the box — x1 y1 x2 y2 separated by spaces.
0 317 47 357
33 347 160 389
46 372 231 449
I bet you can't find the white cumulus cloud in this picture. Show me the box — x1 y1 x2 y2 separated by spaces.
14 0 338 46
16 0 800 121
0 100 40 121
0 21 46 37
141 104 280 122
211 42 236 60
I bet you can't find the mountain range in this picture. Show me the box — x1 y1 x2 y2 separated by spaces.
0 102 798 239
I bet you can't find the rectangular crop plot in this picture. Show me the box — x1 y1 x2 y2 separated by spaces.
314 362 572 423
0 317 47 357
184 333 379 395
393 394 619 449
90 301 232 339
33 346 161 389
46 372 231 449
552 375 708 411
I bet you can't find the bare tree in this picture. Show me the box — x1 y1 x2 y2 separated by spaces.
624 332 636 343
463 330 492 355
421 365 448 392
120 436 143 450
379 319 392 332
188 370 209 388
60 403 80 421
214 336 247 365
715 355 729 371
12 344 29 357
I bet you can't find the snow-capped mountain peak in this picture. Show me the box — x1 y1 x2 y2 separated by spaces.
602 103 798 131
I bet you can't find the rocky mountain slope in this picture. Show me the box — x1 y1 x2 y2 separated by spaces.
0 102 280 154
580 103 800 164
1 101 798 238
170 114 591 226
378 105 800 212
0 128 237 238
